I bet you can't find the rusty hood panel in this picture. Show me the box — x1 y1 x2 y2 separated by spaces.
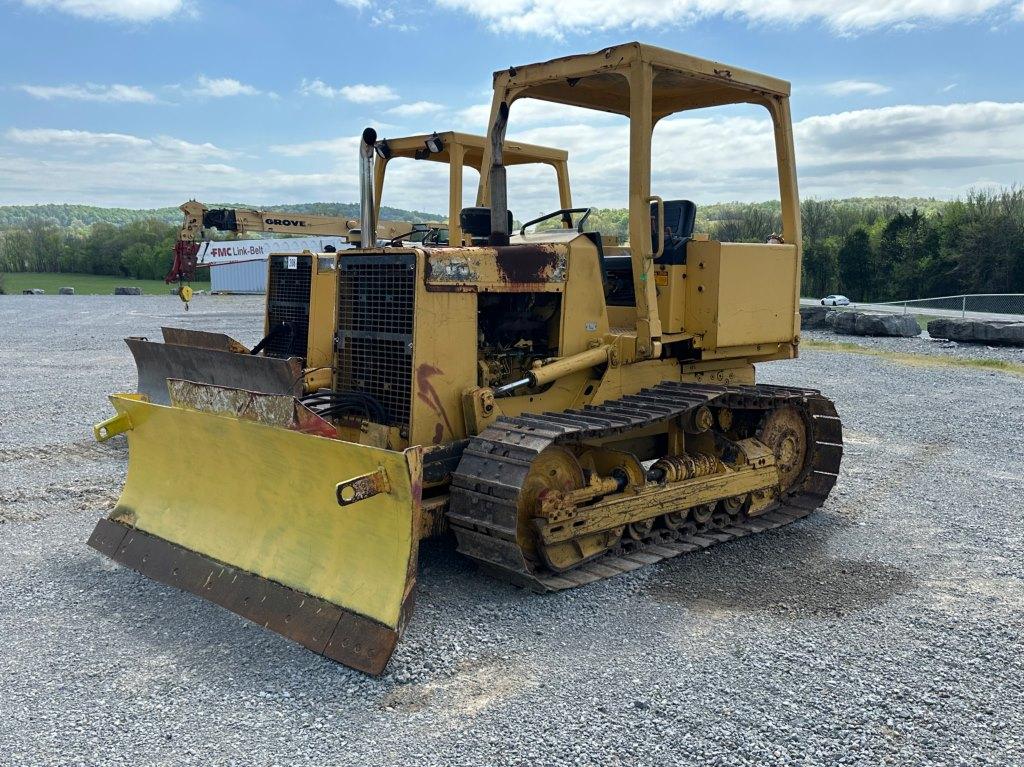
425 240 570 291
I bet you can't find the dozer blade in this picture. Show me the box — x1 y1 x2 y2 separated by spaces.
127 336 302 405
88 393 422 675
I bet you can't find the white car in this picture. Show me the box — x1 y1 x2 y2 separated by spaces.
821 294 850 306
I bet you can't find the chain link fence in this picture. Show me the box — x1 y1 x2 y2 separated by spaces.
878 294 1024 320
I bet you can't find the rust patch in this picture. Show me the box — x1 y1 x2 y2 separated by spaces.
168 379 337 438
433 422 445 445
494 244 560 283
425 283 478 293
127 337 302 406
335 468 391 506
416 364 455 441
161 327 249 354
293 406 340 438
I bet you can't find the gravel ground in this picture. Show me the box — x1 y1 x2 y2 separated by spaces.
804 327 1024 364
2 294 1023 767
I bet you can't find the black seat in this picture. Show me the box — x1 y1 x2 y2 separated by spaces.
651 199 696 264
459 207 514 245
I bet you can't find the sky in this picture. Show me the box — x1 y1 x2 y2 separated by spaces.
0 0 1022 221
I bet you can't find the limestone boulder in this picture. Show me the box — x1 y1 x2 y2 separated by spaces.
799 305 835 329
829 311 920 338
928 318 1024 347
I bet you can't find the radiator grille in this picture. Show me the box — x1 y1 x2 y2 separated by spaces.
266 254 312 358
336 254 416 427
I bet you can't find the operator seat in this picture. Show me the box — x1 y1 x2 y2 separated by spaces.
603 199 698 306
652 199 696 264
460 207 514 246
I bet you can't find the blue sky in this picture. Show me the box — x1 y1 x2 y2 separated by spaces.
0 0 1022 219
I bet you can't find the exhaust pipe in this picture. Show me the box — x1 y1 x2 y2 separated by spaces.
488 102 510 246
359 127 377 247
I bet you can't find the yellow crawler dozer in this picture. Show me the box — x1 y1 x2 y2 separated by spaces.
89 43 842 675
129 130 574 402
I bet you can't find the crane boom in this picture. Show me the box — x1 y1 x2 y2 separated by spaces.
165 201 412 283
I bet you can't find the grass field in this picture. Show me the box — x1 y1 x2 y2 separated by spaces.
1 272 211 296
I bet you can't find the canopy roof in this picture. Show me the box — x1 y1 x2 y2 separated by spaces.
376 131 567 168
494 42 790 119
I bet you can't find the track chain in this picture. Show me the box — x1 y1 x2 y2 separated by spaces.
447 381 842 592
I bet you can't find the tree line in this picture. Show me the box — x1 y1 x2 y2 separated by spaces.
0 219 180 282
1 190 1021 300
584 189 1023 300
0 203 439 286
0 201 441 230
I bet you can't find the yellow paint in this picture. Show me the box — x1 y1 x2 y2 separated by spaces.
410 283 477 446
305 254 339 391
685 241 799 350
654 264 687 333
559 235 610 356
479 42 804 369
93 409 134 442
107 394 420 629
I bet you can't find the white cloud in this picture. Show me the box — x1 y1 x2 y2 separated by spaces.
455 98 621 132
18 0 184 22
270 136 361 158
436 0 1019 37
6 127 151 148
297 79 338 99
0 127 311 207
17 83 157 103
0 153 352 208
299 79 399 102
820 80 892 97
148 135 231 156
4 101 1022 217
5 127 228 158
942 83 959 92
378 159 476 217
335 0 370 7
369 6 417 30
387 100 445 117
455 102 492 129
193 75 261 98
493 98 1024 217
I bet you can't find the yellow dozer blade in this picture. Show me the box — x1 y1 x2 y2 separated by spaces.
88 390 422 675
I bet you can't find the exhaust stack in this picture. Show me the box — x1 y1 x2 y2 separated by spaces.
359 127 377 247
488 102 510 246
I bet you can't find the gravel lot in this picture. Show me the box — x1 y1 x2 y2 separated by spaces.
2 294 1023 767
804 327 1024 364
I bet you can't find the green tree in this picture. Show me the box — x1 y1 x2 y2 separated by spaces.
838 227 872 300
803 239 839 297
